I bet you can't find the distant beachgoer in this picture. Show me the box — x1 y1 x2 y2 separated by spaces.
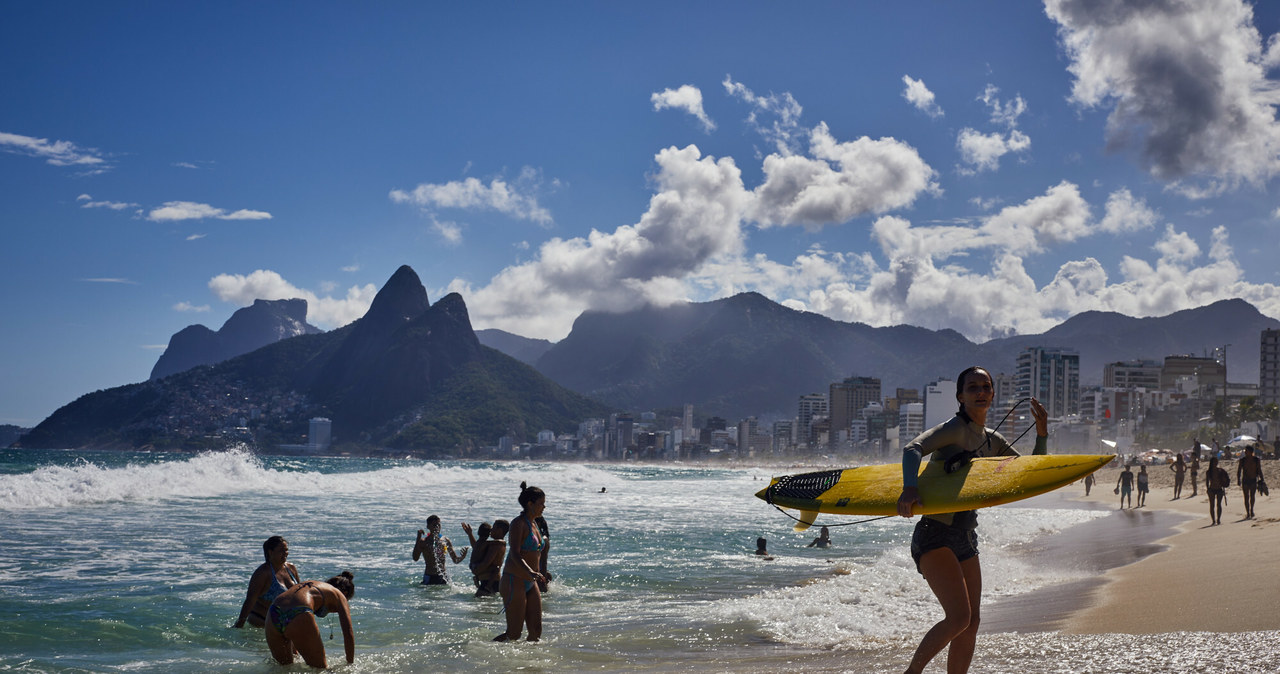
413 515 468 585
755 537 769 555
1189 446 1201 497
265 571 356 668
1206 457 1230 525
1136 465 1149 507
1116 465 1134 509
534 515 553 593
896 365 1050 674
494 482 548 642
1171 454 1187 499
1237 445 1263 519
462 521 491 589
806 526 832 548
234 536 299 629
1084 473 1095 496
469 519 508 597
599 487 607 493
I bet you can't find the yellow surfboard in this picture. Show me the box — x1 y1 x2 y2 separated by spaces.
756 454 1114 531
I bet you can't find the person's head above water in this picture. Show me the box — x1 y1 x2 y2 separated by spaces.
490 519 509 538
263 535 288 563
755 537 767 552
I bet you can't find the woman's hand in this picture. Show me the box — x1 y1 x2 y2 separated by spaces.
897 486 921 518
1030 398 1049 436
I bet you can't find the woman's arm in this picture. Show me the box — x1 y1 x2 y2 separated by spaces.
232 564 268 628
336 593 355 664
504 519 543 582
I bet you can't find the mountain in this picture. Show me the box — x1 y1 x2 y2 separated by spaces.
17 266 611 452
534 294 1280 420
149 298 321 380
476 329 554 366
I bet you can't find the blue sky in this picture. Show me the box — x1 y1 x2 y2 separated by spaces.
4 1 1280 426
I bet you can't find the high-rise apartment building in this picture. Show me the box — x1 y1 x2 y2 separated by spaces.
829 376 882 448
1014 347 1080 437
797 393 828 448
923 378 953 431
1262 330 1280 407
1103 359 1162 389
1160 355 1224 391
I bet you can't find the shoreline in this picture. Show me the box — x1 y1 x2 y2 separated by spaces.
992 461 1280 635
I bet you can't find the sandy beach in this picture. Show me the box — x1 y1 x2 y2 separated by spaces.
1032 457 1280 635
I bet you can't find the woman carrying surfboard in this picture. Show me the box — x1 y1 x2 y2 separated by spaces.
896 365 1049 674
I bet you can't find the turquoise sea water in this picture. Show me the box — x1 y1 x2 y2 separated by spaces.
0 448 1277 673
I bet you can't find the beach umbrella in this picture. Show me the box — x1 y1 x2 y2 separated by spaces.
1227 435 1257 446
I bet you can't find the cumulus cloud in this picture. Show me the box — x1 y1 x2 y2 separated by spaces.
1099 188 1159 233
957 128 1031 174
389 167 552 226
902 75 944 118
751 123 939 229
1045 0 1280 193
652 84 716 132
76 194 137 210
146 201 272 222
0 131 109 170
432 217 463 245
173 301 210 313
208 269 377 329
979 84 1027 128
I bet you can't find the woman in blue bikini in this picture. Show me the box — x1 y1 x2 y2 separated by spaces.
265 571 356 668
233 536 299 629
493 482 548 642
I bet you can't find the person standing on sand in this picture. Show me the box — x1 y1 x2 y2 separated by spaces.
1084 473 1095 496
1189 446 1201 497
1206 457 1230 525
1136 465 1149 507
1116 465 1134 509
896 365 1050 674
1237 445 1263 520
1171 454 1187 499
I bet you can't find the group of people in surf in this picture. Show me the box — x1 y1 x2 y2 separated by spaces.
232 480 550 667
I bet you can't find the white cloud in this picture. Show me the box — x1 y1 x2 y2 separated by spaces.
1099 188 1159 233
341 265 360 272
77 193 137 210
390 169 552 226
723 75 805 155
146 201 272 222
957 128 1031 174
901 75 944 118
979 84 1027 128
1046 0 1280 192
81 277 137 284
652 84 716 132
432 217 463 245
208 269 377 329
186 233 206 241
173 301 210 313
0 131 108 169
751 123 939 229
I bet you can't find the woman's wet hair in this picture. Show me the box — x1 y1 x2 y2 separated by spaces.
327 570 356 599
490 519 510 537
263 535 287 563
518 481 545 511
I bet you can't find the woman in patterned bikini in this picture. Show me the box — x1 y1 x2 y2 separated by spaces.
265 571 356 668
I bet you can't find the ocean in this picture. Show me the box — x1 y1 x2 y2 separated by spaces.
1 448 1277 673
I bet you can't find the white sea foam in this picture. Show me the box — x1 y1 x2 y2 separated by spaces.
706 506 1110 648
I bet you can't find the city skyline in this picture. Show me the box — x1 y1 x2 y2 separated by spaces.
4 2 1280 426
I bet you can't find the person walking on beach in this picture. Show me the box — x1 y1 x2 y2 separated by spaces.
234 536 299 629
494 482 548 642
1237 445 1263 520
1136 465 1149 507
1083 473 1094 496
414 515 468 585
1116 465 1134 509
1190 443 1201 497
1171 454 1187 499
265 571 356 668
1206 457 1230 525
896 366 1050 674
